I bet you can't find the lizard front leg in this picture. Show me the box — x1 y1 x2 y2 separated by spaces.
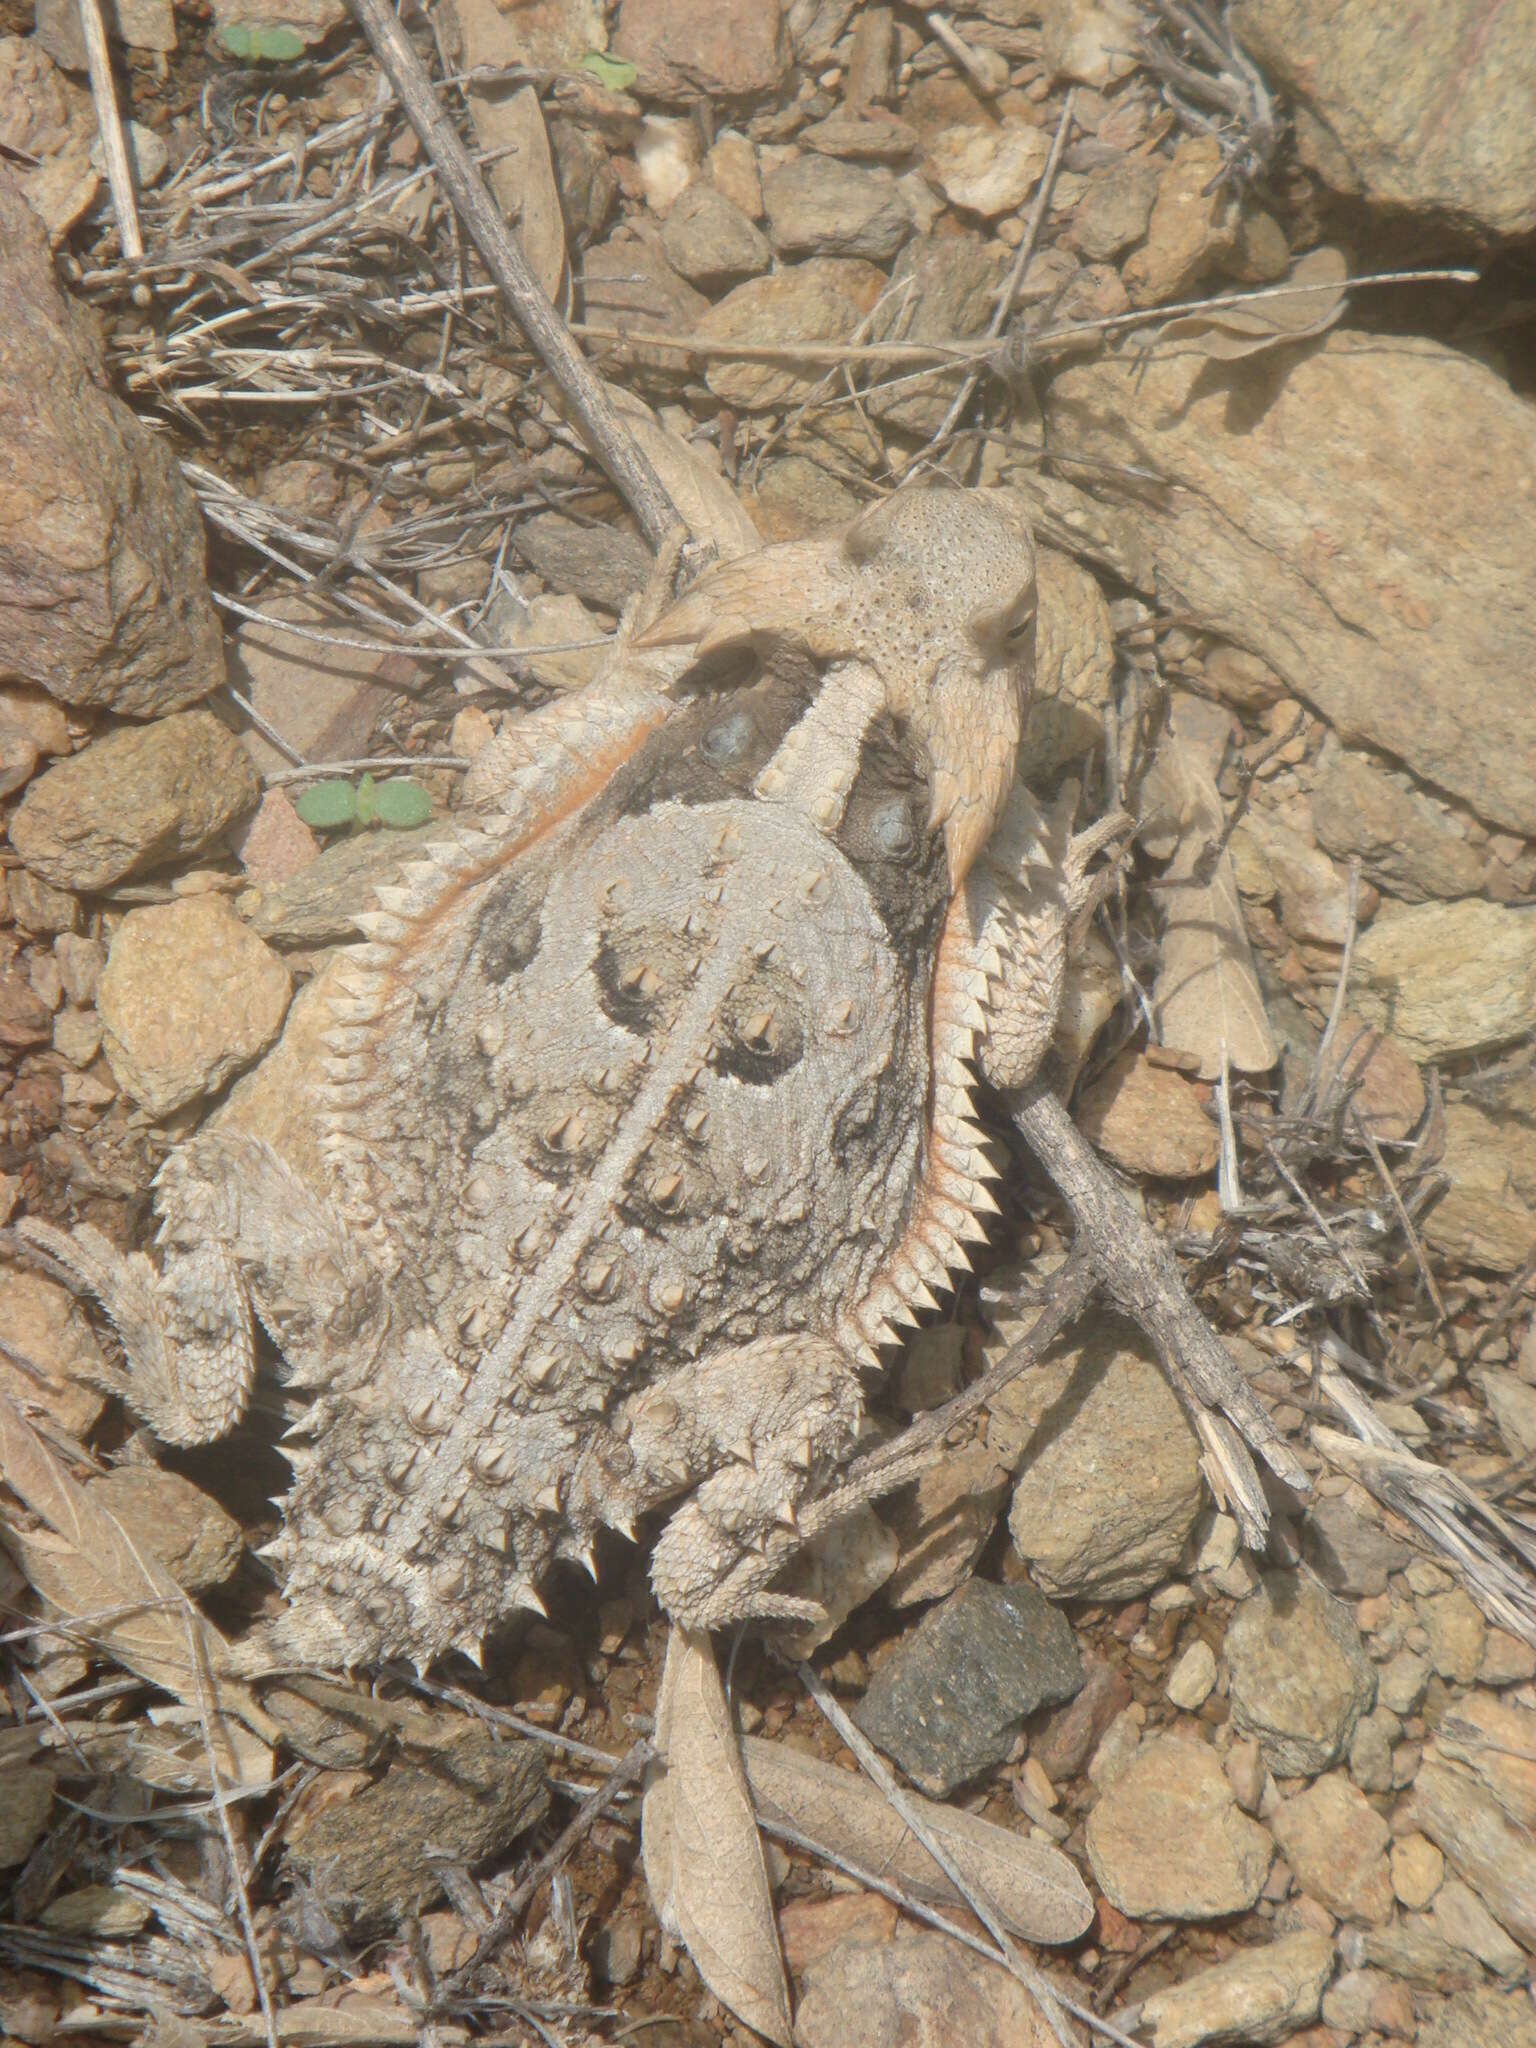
575 1335 866 1629
962 781 1132 1094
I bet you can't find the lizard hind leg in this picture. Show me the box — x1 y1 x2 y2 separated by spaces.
621 1334 866 1631
18 1215 252 1448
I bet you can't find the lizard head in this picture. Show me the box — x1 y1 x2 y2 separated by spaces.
635 486 1036 885
843 489 1036 885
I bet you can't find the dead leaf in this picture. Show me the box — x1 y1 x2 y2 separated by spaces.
467 81 568 310
1140 705 1277 1078
1154 247 1349 360
742 1737 1093 1945
642 1625 793 2048
0 1393 275 1774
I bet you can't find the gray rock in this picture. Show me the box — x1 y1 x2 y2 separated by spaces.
87 1466 243 1593
0 1264 108 1439
1232 0 1536 240
1431 1877 1530 1979
229 588 422 781
659 180 770 284
98 895 292 1117
996 1318 1204 1600
241 825 436 947
1301 1495 1410 1597
1031 1654 1130 1782
1224 1572 1376 1777
1311 750 1488 902
1085 1732 1272 1920
7 867 80 935
699 257 886 412
614 0 790 102
1347 1704 1401 1796
283 1726 547 1935
576 223 711 388
513 511 651 613
762 154 911 261
1134 1929 1333 2048
10 709 260 892
752 456 861 540
852 1578 1082 1796
1069 160 1159 261
0 168 221 716
881 1439 1010 1610
1420 1989 1536 2048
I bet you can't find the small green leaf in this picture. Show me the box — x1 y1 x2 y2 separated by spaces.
353 773 379 828
374 779 435 829
216 20 308 59
580 50 637 90
294 779 358 829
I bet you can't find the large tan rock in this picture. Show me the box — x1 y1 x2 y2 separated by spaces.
0 168 221 715
98 896 291 1116
1353 901 1536 1059
10 710 260 891
614 0 789 102
1086 1732 1272 1920
1233 0 1536 240
996 1318 1204 1599
1044 334 1536 835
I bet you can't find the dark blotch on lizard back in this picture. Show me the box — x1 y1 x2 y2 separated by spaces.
606 661 816 816
834 712 949 962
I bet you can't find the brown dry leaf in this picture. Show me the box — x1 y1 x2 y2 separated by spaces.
471 82 568 309
1154 247 1349 359
213 2009 469 2046
0 1393 274 1777
742 1736 1093 1944
1140 707 1277 1078
642 1625 793 2048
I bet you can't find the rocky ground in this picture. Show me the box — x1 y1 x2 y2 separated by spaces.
1 1 1534 2045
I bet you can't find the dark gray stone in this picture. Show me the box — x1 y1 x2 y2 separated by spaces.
852 1578 1082 1795
1301 1496 1411 1598
513 512 651 614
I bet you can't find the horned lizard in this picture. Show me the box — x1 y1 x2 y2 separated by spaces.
24 489 1120 1669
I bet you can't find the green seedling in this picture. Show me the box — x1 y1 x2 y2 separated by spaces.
216 21 309 60
580 50 638 90
294 773 434 832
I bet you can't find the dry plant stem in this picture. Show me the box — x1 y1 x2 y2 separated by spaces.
921 87 1076 467
760 1819 1146 2048
446 1738 652 1988
1349 1107 1447 1325
1008 1080 1309 1538
77 0 143 262
1314 859 1362 1079
344 0 686 553
575 271 1478 380
800 1254 1098 1539
183 1610 279 2048
798 1664 1079 2048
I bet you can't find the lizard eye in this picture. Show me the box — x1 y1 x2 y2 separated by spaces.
702 709 756 764
1004 608 1034 646
869 796 915 857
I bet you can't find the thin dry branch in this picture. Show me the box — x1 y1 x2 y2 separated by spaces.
344 0 685 553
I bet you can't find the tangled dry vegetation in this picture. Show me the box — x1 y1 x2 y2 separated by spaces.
1 1 1535 2045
